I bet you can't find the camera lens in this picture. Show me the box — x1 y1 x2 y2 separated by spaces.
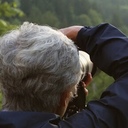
79 50 93 80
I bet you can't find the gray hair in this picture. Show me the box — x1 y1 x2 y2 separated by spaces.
0 22 81 112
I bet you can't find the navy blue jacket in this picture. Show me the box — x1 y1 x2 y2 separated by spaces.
0 23 128 128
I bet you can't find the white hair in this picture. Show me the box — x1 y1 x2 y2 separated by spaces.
0 22 81 112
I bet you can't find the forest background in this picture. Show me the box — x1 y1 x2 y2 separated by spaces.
0 0 128 107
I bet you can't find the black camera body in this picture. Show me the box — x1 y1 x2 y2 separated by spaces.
63 51 96 118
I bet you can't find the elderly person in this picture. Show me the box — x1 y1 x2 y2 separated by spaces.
0 22 128 128
0 22 83 116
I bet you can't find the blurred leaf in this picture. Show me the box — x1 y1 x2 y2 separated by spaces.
0 1 24 35
0 19 7 27
0 1 24 18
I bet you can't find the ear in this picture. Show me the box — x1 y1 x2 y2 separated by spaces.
60 90 71 106
55 90 71 116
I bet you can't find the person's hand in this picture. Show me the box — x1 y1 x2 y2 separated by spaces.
59 26 83 42
82 73 92 96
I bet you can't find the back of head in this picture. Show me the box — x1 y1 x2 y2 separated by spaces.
0 22 81 112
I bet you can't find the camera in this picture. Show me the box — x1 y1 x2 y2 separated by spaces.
63 50 96 118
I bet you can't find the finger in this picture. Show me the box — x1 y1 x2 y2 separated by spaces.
82 82 88 96
84 88 88 96
84 73 92 86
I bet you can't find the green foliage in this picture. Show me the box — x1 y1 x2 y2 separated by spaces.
19 0 128 34
90 0 128 34
0 19 15 35
20 0 103 27
87 71 114 102
0 0 24 35
87 9 103 25
74 14 92 26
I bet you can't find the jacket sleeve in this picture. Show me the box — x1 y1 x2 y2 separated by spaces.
60 23 128 128
76 23 128 79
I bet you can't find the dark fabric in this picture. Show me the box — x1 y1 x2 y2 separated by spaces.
0 23 128 128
